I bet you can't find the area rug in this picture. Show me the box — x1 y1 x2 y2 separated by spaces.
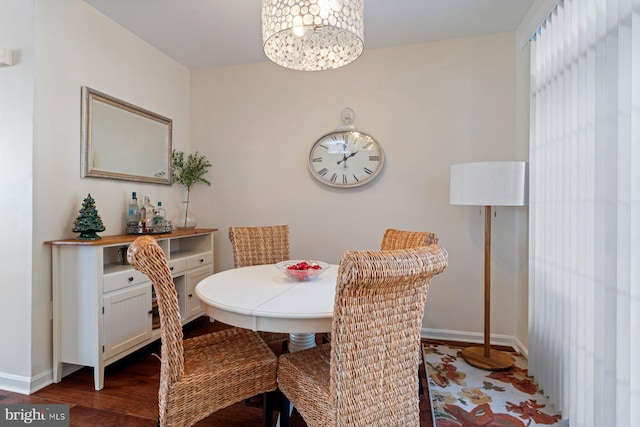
423 344 563 427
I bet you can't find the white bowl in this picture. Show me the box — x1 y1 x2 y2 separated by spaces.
275 260 330 281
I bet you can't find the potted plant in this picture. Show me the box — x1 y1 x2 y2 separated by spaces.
171 149 212 229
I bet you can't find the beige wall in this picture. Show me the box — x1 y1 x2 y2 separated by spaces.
0 0 191 393
0 0 35 389
190 33 527 345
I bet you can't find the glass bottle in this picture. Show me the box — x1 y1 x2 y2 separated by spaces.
152 201 167 231
155 201 166 221
140 195 155 232
127 192 140 225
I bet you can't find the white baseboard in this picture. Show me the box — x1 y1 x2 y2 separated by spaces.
511 336 528 357
0 372 33 395
0 369 54 395
421 327 529 355
29 369 53 394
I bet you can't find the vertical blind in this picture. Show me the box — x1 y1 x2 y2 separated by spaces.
529 0 639 426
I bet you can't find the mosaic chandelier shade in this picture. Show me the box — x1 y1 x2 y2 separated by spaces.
262 0 364 71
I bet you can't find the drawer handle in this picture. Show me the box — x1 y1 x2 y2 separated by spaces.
170 266 174 271
199 258 204 263
128 277 134 282
188 293 193 298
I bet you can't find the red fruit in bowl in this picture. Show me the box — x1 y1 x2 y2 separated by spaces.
278 260 328 281
286 261 318 271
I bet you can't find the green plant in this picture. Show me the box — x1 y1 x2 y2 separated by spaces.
172 150 212 228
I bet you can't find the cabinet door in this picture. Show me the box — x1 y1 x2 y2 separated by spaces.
103 283 152 359
185 265 212 320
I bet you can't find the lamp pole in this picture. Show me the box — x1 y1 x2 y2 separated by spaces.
484 205 492 358
461 206 514 370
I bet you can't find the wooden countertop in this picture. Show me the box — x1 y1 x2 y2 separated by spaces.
45 228 218 246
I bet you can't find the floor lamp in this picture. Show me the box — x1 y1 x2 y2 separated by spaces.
450 161 527 371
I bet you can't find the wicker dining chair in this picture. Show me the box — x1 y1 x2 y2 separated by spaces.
380 228 440 397
380 228 439 251
127 236 278 427
228 225 291 349
277 245 448 427
320 228 441 347
229 225 290 268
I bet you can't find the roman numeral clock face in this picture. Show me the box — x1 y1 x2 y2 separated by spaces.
308 131 384 188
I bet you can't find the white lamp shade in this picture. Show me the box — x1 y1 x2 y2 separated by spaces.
450 161 528 206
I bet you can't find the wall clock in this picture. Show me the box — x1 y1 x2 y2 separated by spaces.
308 108 384 188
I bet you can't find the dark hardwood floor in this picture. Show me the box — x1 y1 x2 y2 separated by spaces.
0 317 434 426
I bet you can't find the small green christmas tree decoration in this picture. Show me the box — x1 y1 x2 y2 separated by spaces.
72 193 106 240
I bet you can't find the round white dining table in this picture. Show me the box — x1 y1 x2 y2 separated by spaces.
195 263 337 352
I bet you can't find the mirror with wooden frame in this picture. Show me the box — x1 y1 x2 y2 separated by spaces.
81 86 172 184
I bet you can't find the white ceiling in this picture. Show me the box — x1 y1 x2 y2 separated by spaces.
84 0 534 70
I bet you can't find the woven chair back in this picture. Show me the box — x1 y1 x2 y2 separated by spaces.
380 228 439 251
228 225 290 267
330 245 448 425
127 236 184 410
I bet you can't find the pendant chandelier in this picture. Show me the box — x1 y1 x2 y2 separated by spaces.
262 0 364 71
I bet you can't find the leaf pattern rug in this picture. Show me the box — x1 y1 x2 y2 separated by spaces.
423 344 563 427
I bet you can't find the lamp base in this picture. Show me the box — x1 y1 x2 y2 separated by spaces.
461 346 514 371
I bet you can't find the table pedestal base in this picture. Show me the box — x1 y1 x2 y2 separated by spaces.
277 332 316 427
288 332 316 353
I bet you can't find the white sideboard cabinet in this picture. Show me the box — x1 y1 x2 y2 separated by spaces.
46 228 217 390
